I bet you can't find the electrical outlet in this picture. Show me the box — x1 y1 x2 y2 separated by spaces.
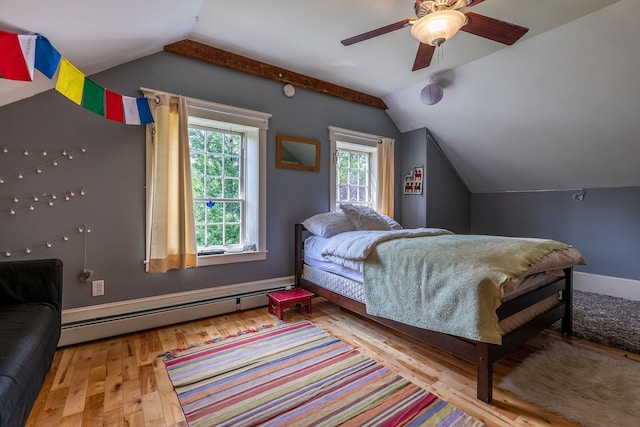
92 280 104 296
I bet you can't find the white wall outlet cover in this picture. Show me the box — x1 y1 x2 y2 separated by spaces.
283 84 295 98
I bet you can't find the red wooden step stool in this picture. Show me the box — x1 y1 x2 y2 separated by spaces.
267 288 314 320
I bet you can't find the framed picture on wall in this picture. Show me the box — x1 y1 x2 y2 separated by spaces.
404 166 423 195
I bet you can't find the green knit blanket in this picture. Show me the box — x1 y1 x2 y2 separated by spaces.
362 234 571 344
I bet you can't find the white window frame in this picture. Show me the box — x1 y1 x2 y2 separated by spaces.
186 98 271 266
329 126 381 211
188 121 245 250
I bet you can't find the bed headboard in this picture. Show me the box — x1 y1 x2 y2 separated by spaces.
294 223 309 286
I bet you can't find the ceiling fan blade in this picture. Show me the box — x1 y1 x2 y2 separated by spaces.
412 42 435 71
466 0 486 7
341 18 414 46
461 12 528 45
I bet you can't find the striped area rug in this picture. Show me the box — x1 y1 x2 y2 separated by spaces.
162 321 484 427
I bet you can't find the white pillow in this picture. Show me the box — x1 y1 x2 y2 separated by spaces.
340 204 392 231
381 214 403 230
302 211 355 237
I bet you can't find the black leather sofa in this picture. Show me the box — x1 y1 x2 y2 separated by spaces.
0 259 62 427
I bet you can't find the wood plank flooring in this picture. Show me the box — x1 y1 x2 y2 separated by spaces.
26 298 638 426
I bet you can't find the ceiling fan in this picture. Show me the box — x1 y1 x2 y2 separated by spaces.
341 0 529 71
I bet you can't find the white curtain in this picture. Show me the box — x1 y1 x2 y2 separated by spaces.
144 93 197 273
377 137 395 217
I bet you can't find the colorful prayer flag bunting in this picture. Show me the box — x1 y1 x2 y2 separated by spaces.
82 78 105 116
18 34 36 80
0 30 34 81
35 35 61 79
0 29 153 125
56 58 85 104
122 96 141 125
105 89 124 123
137 98 153 125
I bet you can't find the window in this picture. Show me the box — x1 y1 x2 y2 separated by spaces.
336 147 374 209
189 126 243 250
187 98 270 266
329 126 380 211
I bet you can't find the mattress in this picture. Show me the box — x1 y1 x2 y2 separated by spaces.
303 234 581 301
302 264 561 335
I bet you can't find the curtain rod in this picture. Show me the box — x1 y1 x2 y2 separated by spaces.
496 188 586 193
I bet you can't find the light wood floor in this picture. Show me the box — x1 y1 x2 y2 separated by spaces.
26 298 638 426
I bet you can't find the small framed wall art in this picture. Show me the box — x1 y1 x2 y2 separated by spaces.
404 166 423 195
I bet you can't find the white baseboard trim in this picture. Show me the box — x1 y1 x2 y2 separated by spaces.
59 275 294 347
573 271 640 301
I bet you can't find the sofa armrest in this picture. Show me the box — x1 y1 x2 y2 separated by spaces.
0 259 63 311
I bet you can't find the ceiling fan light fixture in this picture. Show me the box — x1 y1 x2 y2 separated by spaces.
410 10 466 47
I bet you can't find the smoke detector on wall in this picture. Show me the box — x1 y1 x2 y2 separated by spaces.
283 84 295 98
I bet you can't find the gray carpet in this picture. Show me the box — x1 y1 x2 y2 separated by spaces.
551 290 640 354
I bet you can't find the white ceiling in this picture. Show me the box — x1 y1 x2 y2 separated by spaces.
2 0 637 192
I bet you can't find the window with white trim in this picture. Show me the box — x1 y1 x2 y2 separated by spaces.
187 98 270 266
329 126 380 211
188 124 243 250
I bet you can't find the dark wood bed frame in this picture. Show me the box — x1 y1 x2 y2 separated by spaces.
294 223 573 403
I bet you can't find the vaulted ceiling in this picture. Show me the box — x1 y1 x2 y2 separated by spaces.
2 0 637 192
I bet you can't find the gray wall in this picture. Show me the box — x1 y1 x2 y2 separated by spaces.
400 128 470 233
0 51 400 309
425 132 470 233
400 128 427 229
471 187 640 281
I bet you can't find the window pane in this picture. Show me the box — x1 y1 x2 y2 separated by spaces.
210 202 223 222
194 202 206 224
338 152 348 169
227 134 241 156
358 155 367 169
205 177 221 198
224 156 240 177
338 169 348 185
195 225 206 247
189 129 205 152
226 202 241 222
358 187 367 202
224 178 239 198
339 185 349 201
191 153 205 176
358 170 367 186
225 224 240 245
206 225 223 246
211 155 223 176
349 152 359 165
207 131 223 154
349 171 358 186
192 176 205 198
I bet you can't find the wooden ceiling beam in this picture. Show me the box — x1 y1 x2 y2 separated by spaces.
164 40 388 110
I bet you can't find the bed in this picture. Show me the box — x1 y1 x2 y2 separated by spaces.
293 207 585 403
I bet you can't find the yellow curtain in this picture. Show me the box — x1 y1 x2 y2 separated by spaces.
377 137 395 217
145 94 197 273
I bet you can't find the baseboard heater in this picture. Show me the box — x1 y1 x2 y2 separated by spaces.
59 277 292 347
